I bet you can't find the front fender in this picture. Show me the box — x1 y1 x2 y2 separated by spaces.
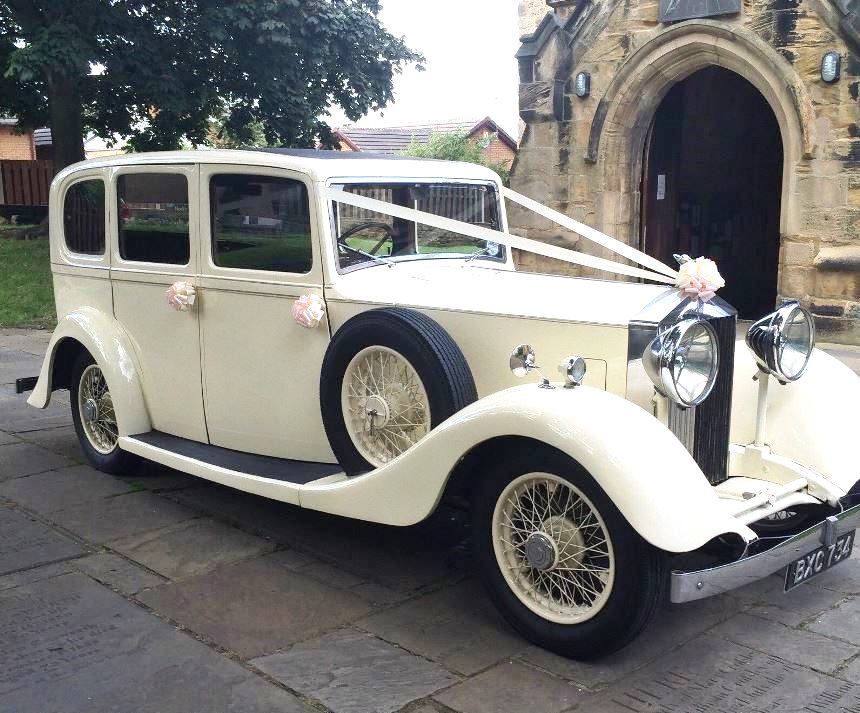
28 308 151 437
301 384 755 552
730 341 860 494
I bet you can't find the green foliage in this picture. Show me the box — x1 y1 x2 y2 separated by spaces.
0 238 55 328
0 1 424 165
207 115 269 150
402 132 510 184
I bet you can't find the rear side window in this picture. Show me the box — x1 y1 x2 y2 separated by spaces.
63 179 105 255
118 173 190 264
210 174 312 274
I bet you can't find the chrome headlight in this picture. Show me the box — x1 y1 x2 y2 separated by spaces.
643 317 719 407
558 355 587 387
746 302 815 382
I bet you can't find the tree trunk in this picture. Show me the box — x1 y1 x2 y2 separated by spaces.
45 70 86 172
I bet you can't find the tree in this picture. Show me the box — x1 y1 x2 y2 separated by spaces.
403 131 510 184
0 1 423 171
206 113 268 150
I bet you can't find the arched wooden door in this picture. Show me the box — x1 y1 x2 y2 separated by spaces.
641 66 783 318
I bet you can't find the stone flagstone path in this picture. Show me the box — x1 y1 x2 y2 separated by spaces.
1 328 859 712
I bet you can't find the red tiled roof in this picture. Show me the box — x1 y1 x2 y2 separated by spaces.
335 117 517 154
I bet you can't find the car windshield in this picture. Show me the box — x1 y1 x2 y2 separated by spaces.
331 182 505 270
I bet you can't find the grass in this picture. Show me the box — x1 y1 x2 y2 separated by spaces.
0 223 39 233
214 232 312 272
0 239 56 329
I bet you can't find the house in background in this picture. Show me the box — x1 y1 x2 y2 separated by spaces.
0 118 52 161
0 118 125 163
0 118 123 213
0 118 54 213
334 117 518 168
82 134 126 160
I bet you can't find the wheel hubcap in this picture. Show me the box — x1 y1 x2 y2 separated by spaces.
341 346 430 468
364 394 391 430
82 398 99 422
524 532 558 571
78 364 118 455
492 472 615 624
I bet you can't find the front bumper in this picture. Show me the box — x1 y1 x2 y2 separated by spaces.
671 502 860 603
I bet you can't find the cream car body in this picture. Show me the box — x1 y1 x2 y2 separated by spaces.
24 149 860 658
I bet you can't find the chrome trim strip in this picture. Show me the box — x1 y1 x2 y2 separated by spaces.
670 502 860 603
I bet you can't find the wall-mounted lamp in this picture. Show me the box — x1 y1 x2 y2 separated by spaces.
574 71 591 98
821 51 841 83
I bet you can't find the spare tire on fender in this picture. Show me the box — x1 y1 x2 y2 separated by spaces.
320 307 477 475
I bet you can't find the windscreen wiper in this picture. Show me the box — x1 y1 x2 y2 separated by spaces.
465 241 501 265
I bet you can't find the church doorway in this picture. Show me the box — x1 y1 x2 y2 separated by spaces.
641 66 783 317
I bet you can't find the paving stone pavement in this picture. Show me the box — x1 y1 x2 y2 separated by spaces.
1 330 859 712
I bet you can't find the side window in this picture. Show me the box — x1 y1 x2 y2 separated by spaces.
117 173 190 264
63 179 105 255
210 174 312 274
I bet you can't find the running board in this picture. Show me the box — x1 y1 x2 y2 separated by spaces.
120 432 345 506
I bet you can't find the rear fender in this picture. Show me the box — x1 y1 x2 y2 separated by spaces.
301 383 755 552
28 308 151 436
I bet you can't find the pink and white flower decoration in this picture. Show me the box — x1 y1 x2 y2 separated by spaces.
165 281 197 311
292 294 326 329
674 256 725 302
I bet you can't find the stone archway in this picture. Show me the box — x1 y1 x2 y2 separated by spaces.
642 66 784 317
585 20 815 255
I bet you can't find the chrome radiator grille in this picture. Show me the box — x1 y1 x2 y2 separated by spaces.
628 293 737 487
678 312 736 485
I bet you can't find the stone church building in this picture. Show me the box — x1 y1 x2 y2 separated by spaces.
511 0 860 343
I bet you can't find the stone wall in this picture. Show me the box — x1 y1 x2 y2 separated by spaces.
519 0 550 36
512 0 860 343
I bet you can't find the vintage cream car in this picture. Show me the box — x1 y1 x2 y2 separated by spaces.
21 149 860 660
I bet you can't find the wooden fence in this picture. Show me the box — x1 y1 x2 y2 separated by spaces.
0 160 54 206
64 182 105 254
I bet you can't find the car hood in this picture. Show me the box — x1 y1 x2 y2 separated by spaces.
327 261 673 327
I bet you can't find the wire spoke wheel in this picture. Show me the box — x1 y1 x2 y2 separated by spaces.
341 346 430 468
754 507 813 533
77 364 118 455
492 472 615 624
767 510 797 521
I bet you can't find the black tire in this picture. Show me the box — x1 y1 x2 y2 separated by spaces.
751 506 818 536
70 351 137 475
321 307 477 475
472 447 667 660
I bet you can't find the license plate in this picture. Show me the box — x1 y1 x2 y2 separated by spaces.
785 530 855 592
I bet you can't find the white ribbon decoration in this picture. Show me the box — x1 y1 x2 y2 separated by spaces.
502 187 678 280
321 187 678 285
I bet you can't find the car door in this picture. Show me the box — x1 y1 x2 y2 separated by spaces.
109 163 208 442
197 164 335 462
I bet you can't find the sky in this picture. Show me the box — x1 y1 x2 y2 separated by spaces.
326 0 521 138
